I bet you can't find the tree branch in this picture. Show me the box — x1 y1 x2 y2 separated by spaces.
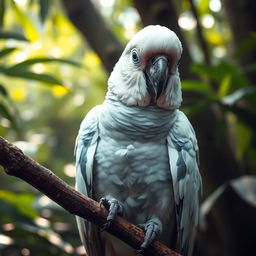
0 136 181 256
188 0 211 65
61 0 123 74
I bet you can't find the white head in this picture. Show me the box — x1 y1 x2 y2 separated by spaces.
108 25 183 109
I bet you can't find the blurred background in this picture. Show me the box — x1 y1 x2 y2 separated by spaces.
0 0 255 255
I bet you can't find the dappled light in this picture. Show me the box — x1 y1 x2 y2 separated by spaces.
0 234 14 245
178 13 197 31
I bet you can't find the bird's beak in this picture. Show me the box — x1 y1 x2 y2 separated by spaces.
144 55 169 100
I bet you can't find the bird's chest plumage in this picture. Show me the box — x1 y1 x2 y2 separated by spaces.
94 139 173 224
93 96 177 225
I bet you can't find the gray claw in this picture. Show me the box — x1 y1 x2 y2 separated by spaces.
137 218 162 253
99 198 123 231
100 198 110 209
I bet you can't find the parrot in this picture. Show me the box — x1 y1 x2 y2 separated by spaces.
75 25 202 256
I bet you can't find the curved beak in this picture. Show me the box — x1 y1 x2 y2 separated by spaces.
144 55 169 100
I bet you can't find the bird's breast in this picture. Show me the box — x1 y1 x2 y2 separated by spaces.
99 95 177 141
93 137 174 225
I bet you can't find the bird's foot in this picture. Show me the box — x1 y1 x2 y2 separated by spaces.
136 218 162 255
100 197 123 231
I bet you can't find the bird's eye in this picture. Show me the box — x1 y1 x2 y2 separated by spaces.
131 49 140 65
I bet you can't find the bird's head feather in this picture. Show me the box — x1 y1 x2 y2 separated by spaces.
108 25 183 109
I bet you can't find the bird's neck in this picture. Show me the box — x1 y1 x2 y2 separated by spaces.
99 91 178 141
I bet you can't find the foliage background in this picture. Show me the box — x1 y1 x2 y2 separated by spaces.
0 0 255 255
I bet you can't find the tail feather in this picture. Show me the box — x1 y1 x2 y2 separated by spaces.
76 216 104 256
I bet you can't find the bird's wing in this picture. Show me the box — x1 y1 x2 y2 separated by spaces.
167 110 202 256
75 105 104 256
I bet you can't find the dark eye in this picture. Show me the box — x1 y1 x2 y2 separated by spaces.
131 49 140 65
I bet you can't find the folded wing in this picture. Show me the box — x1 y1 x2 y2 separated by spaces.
75 105 104 256
167 110 202 256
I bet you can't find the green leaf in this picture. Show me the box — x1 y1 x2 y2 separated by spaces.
221 87 256 106
235 122 251 160
0 83 8 97
218 74 232 97
11 0 39 41
192 62 250 88
182 80 214 95
0 190 38 219
231 176 256 207
192 62 234 82
0 47 17 58
0 30 29 41
200 183 227 228
4 69 64 85
39 0 50 24
0 199 34 223
0 63 69 86
10 57 81 70
0 101 19 130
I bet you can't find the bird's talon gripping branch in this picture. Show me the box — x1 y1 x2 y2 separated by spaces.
99 197 110 209
136 218 162 254
99 198 123 231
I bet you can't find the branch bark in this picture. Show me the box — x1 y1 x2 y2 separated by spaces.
0 136 181 256
61 0 123 74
